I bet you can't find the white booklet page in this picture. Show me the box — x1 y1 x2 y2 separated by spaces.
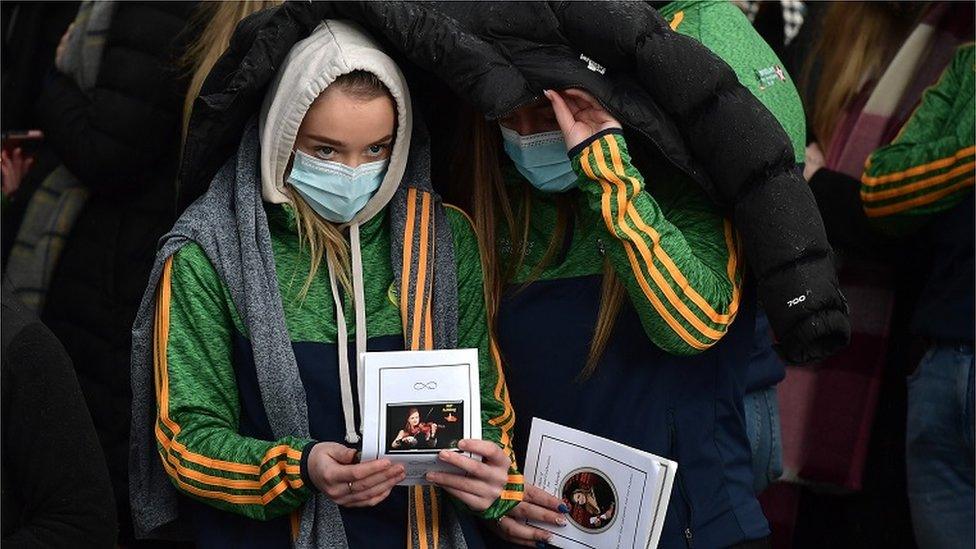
360 349 482 485
523 418 677 549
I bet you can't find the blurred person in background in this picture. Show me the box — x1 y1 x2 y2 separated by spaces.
0 2 79 264
2 287 117 547
860 42 974 549
799 2 973 547
733 0 807 62
24 2 199 545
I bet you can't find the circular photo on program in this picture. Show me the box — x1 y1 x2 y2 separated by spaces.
560 468 618 533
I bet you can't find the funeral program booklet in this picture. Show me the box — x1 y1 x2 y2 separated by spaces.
360 349 482 485
523 419 678 549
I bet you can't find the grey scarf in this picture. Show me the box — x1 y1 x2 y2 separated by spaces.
130 119 465 547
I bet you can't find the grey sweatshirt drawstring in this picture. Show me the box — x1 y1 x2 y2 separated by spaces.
328 222 368 444
350 223 368 431
327 255 358 445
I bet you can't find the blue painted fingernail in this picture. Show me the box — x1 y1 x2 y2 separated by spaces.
557 503 570 513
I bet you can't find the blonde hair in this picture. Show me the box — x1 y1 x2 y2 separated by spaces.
289 71 392 299
452 108 624 380
804 2 915 148
180 1 282 143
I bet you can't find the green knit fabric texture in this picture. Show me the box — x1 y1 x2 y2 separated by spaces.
660 0 806 161
862 44 975 231
159 201 519 520
501 133 740 355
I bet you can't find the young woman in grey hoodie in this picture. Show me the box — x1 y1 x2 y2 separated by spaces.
129 20 523 549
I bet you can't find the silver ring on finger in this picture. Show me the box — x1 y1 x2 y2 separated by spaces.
347 481 354 494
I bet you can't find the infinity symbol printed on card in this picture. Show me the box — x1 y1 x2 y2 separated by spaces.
413 381 438 390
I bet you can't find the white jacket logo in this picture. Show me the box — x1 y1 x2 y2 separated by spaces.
580 54 606 75
787 294 807 308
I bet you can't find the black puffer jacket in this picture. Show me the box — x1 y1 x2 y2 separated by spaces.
35 2 197 544
179 1 849 363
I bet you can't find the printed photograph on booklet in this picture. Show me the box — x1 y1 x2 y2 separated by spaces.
561 468 618 532
386 401 464 454
360 349 482 485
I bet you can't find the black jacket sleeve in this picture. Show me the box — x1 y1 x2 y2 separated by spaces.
2 319 118 547
35 2 193 196
807 168 897 260
551 1 850 363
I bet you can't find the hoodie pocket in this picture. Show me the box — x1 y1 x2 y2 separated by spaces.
667 408 695 549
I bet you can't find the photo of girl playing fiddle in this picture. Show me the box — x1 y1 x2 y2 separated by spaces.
388 402 463 453
561 469 617 531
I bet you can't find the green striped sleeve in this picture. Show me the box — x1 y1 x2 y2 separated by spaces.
572 131 742 355
861 44 975 230
155 243 314 520
445 205 523 519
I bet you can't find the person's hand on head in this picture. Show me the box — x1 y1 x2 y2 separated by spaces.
486 484 568 547
306 442 405 507
544 88 622 150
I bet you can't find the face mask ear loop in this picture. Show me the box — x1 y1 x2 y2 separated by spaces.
350 223 368 435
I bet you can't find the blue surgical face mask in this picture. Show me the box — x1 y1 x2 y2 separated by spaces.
286 150 388 223
500 125 578 193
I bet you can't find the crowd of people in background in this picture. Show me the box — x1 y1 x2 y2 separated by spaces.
0 1 972 548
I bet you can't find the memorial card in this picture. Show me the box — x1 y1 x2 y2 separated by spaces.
523 419 677 549
361 349 482 485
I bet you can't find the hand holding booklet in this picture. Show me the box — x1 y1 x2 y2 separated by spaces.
359 349 482 485
523 419 677 549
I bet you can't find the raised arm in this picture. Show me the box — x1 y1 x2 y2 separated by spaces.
549 89 740 355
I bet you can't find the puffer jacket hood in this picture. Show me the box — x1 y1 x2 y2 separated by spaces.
258 19 411 226
178 1 849 364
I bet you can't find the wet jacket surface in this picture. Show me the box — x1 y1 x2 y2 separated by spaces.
177 0 849 366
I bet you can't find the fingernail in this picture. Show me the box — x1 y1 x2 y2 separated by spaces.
557 503 570 513
556 517 567 526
